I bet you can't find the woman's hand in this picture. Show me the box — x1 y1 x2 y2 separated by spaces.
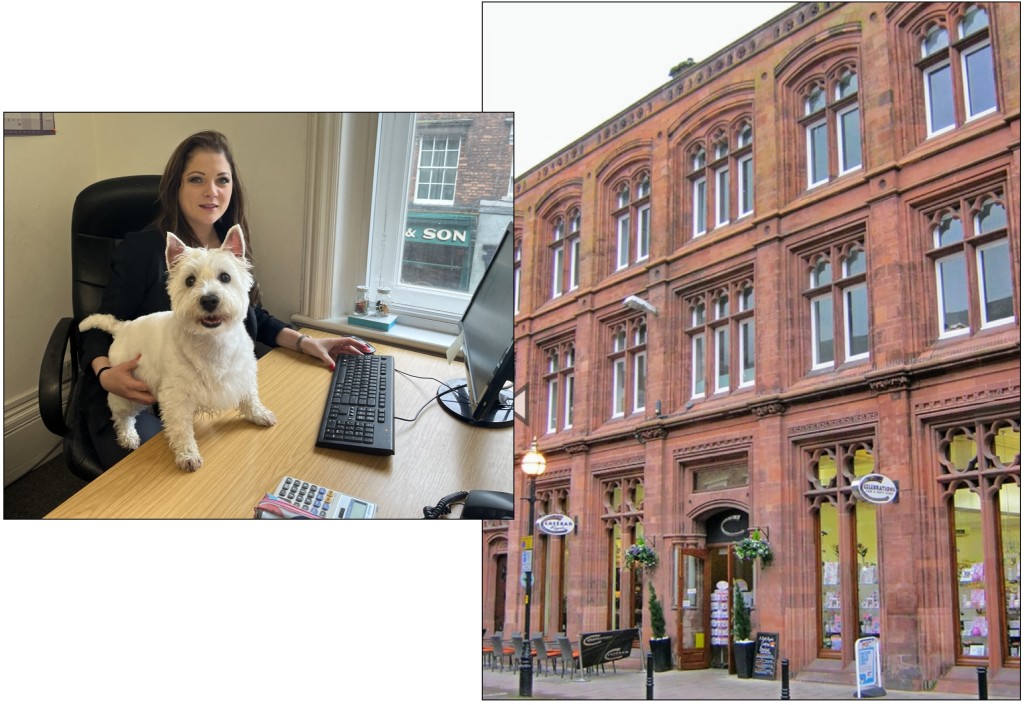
301 336 372 369
99 355 157 405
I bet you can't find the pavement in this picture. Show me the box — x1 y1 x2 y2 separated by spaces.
482 659 997 701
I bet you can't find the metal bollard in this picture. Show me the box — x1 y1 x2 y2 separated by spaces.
976 666 988 700
646 653 654 700
780 659 790 700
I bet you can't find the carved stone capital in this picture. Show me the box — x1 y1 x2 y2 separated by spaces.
564 442 591 456
869 373 912 393
635 427 669 444
750 400 786 418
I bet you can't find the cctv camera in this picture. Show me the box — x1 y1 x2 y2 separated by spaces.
623 295 658 316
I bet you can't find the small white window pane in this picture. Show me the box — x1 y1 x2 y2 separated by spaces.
845 285 870 360
937 254 970 336
836 71 858 99
565 373 575 428
634 353 647 412
812 295 835 368
963 43 997 119
926 63 956 135
552 245 564 298
808 121 828 186
740 319 755 386
693 301 706 326
569 238 580 290
806 86 826 115
617 214 630 270
843 248 865 277
976 200 1007 234
692 333 706 397
959 6 989 38
739 156 754 216
922 25 949 57
838 106 862 173
715 326 730 392
978 240 1014 326
935 214 964 246
547 379 558 433
812 258 833 288
715 167 730 226
693 178 707 235
637 205 650 260
613 358 626 416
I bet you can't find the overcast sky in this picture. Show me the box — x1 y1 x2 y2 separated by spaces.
483 1 795 176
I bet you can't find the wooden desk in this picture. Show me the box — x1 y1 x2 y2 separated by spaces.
46 330 513 518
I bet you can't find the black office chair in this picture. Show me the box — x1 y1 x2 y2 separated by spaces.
38 175 162 481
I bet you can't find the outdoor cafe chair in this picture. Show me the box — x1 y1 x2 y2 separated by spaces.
532 635 561 676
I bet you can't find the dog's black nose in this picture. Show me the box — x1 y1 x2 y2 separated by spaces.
200 294 220 312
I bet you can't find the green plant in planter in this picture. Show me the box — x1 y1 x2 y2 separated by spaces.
648 581 667 639
732 583 752 642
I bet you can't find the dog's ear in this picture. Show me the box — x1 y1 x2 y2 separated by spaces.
165 232 188 268
222 225 247 260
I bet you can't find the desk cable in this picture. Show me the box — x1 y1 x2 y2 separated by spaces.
393 368 466 424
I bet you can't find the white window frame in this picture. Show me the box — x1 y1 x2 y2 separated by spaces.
961 40 998 121
738 154 754 218
807 118 829 188
836 103 862 175
715 166 730 227
546 376 559 434
693 177 707 237
413 135 461 206
977 238 1014 329
811 294 835 369
569 237 580 291
552 244 565 298
843 283 870 362
612 357 626 418
616 214 631 270
691 332 706 399
564 371 575 429
924 59 956 137
739 318 755 387
637 204 650 261
633 350 647 414
714 325 730 393
935 252 970 339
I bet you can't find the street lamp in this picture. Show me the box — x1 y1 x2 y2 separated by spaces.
519 438 546 697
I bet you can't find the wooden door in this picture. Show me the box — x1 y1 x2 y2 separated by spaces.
676 548 711 669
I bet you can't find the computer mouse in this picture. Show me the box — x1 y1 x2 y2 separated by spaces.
461 490 514 520
350 336 375 354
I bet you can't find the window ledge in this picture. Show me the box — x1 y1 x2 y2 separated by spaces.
291 314 458 357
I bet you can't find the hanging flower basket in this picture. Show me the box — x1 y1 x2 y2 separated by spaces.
625 537 658 570
733 535 773 567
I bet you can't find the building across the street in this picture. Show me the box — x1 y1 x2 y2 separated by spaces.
486 2 1020 696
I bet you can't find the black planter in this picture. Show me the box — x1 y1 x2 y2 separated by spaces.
733 640 755 678
650 637 673 672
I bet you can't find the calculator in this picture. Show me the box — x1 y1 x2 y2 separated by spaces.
264 475 377 519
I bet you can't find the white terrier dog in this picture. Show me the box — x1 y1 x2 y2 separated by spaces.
80 225 276 471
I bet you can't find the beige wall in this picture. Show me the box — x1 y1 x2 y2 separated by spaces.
3 112 311 483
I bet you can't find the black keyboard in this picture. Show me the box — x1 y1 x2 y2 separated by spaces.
316 354 395 455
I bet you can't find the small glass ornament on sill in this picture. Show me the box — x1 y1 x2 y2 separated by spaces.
375 287 392 317
353 285 371 316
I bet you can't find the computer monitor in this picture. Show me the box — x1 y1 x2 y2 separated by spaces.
436 223 514 428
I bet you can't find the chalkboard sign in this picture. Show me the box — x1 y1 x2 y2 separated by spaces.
753 632 779 680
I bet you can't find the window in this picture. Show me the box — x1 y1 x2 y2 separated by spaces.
685 278 755 399
602 476 645 630
926 189 1015 339
918 5 998 138
936 418 1020 664
364 113 514 325
609 318 647 419
611 172 652 270
687 120 754 239
549 207 582 300
543 342 576 434
800 67 862 189
513 236 522 315
804 439 880 657
804 241 870 371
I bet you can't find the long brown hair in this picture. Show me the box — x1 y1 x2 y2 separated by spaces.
156 130 260 304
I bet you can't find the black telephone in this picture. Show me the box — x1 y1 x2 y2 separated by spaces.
423 490 514 519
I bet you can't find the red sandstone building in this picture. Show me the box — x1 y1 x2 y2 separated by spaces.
485 2 1020 695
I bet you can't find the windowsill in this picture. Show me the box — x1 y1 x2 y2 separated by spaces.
291 314 458 358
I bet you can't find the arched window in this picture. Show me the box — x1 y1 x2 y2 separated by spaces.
802 65 862 189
